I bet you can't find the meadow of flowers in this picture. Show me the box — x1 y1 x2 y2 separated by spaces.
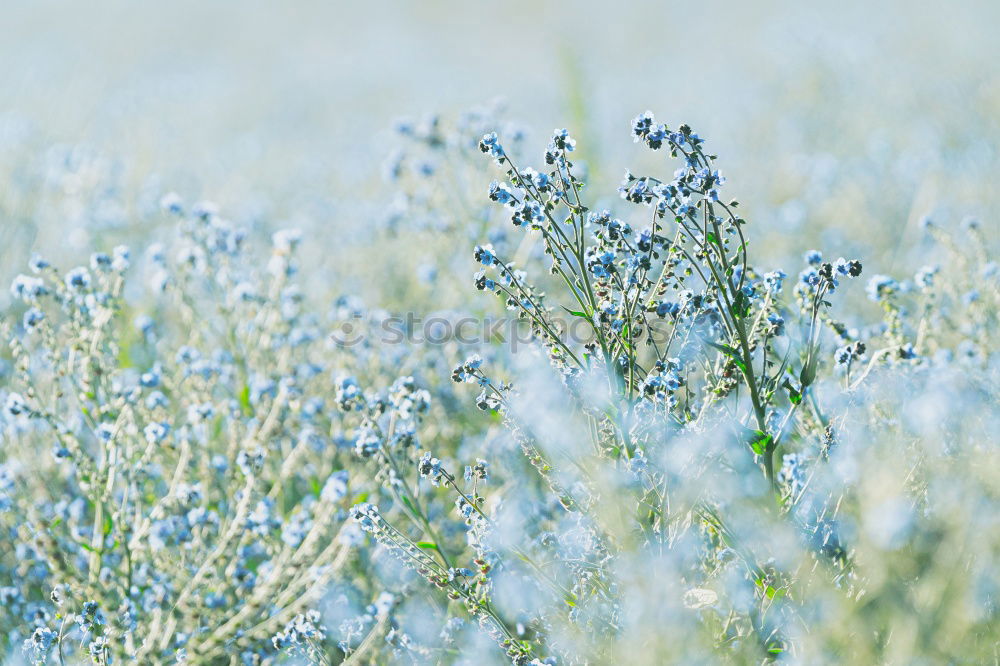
1 4 999 665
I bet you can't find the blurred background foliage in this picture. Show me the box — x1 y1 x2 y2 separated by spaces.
1 0 997 297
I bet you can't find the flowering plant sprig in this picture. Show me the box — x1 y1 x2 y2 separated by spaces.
474 112 864 490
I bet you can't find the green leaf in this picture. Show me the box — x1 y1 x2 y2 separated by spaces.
703 338 748 374
706 231 719 245
352 492 369 505
764 585 785 601
238 384 251 413
746 429 772 455
799 355 818 388
416 541 438 550
560 306 589 318
703 339 738 357
782 379 803 405
117 339 133 368
731 291 753 319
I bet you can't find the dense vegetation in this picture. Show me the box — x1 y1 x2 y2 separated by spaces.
2 107 998 664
